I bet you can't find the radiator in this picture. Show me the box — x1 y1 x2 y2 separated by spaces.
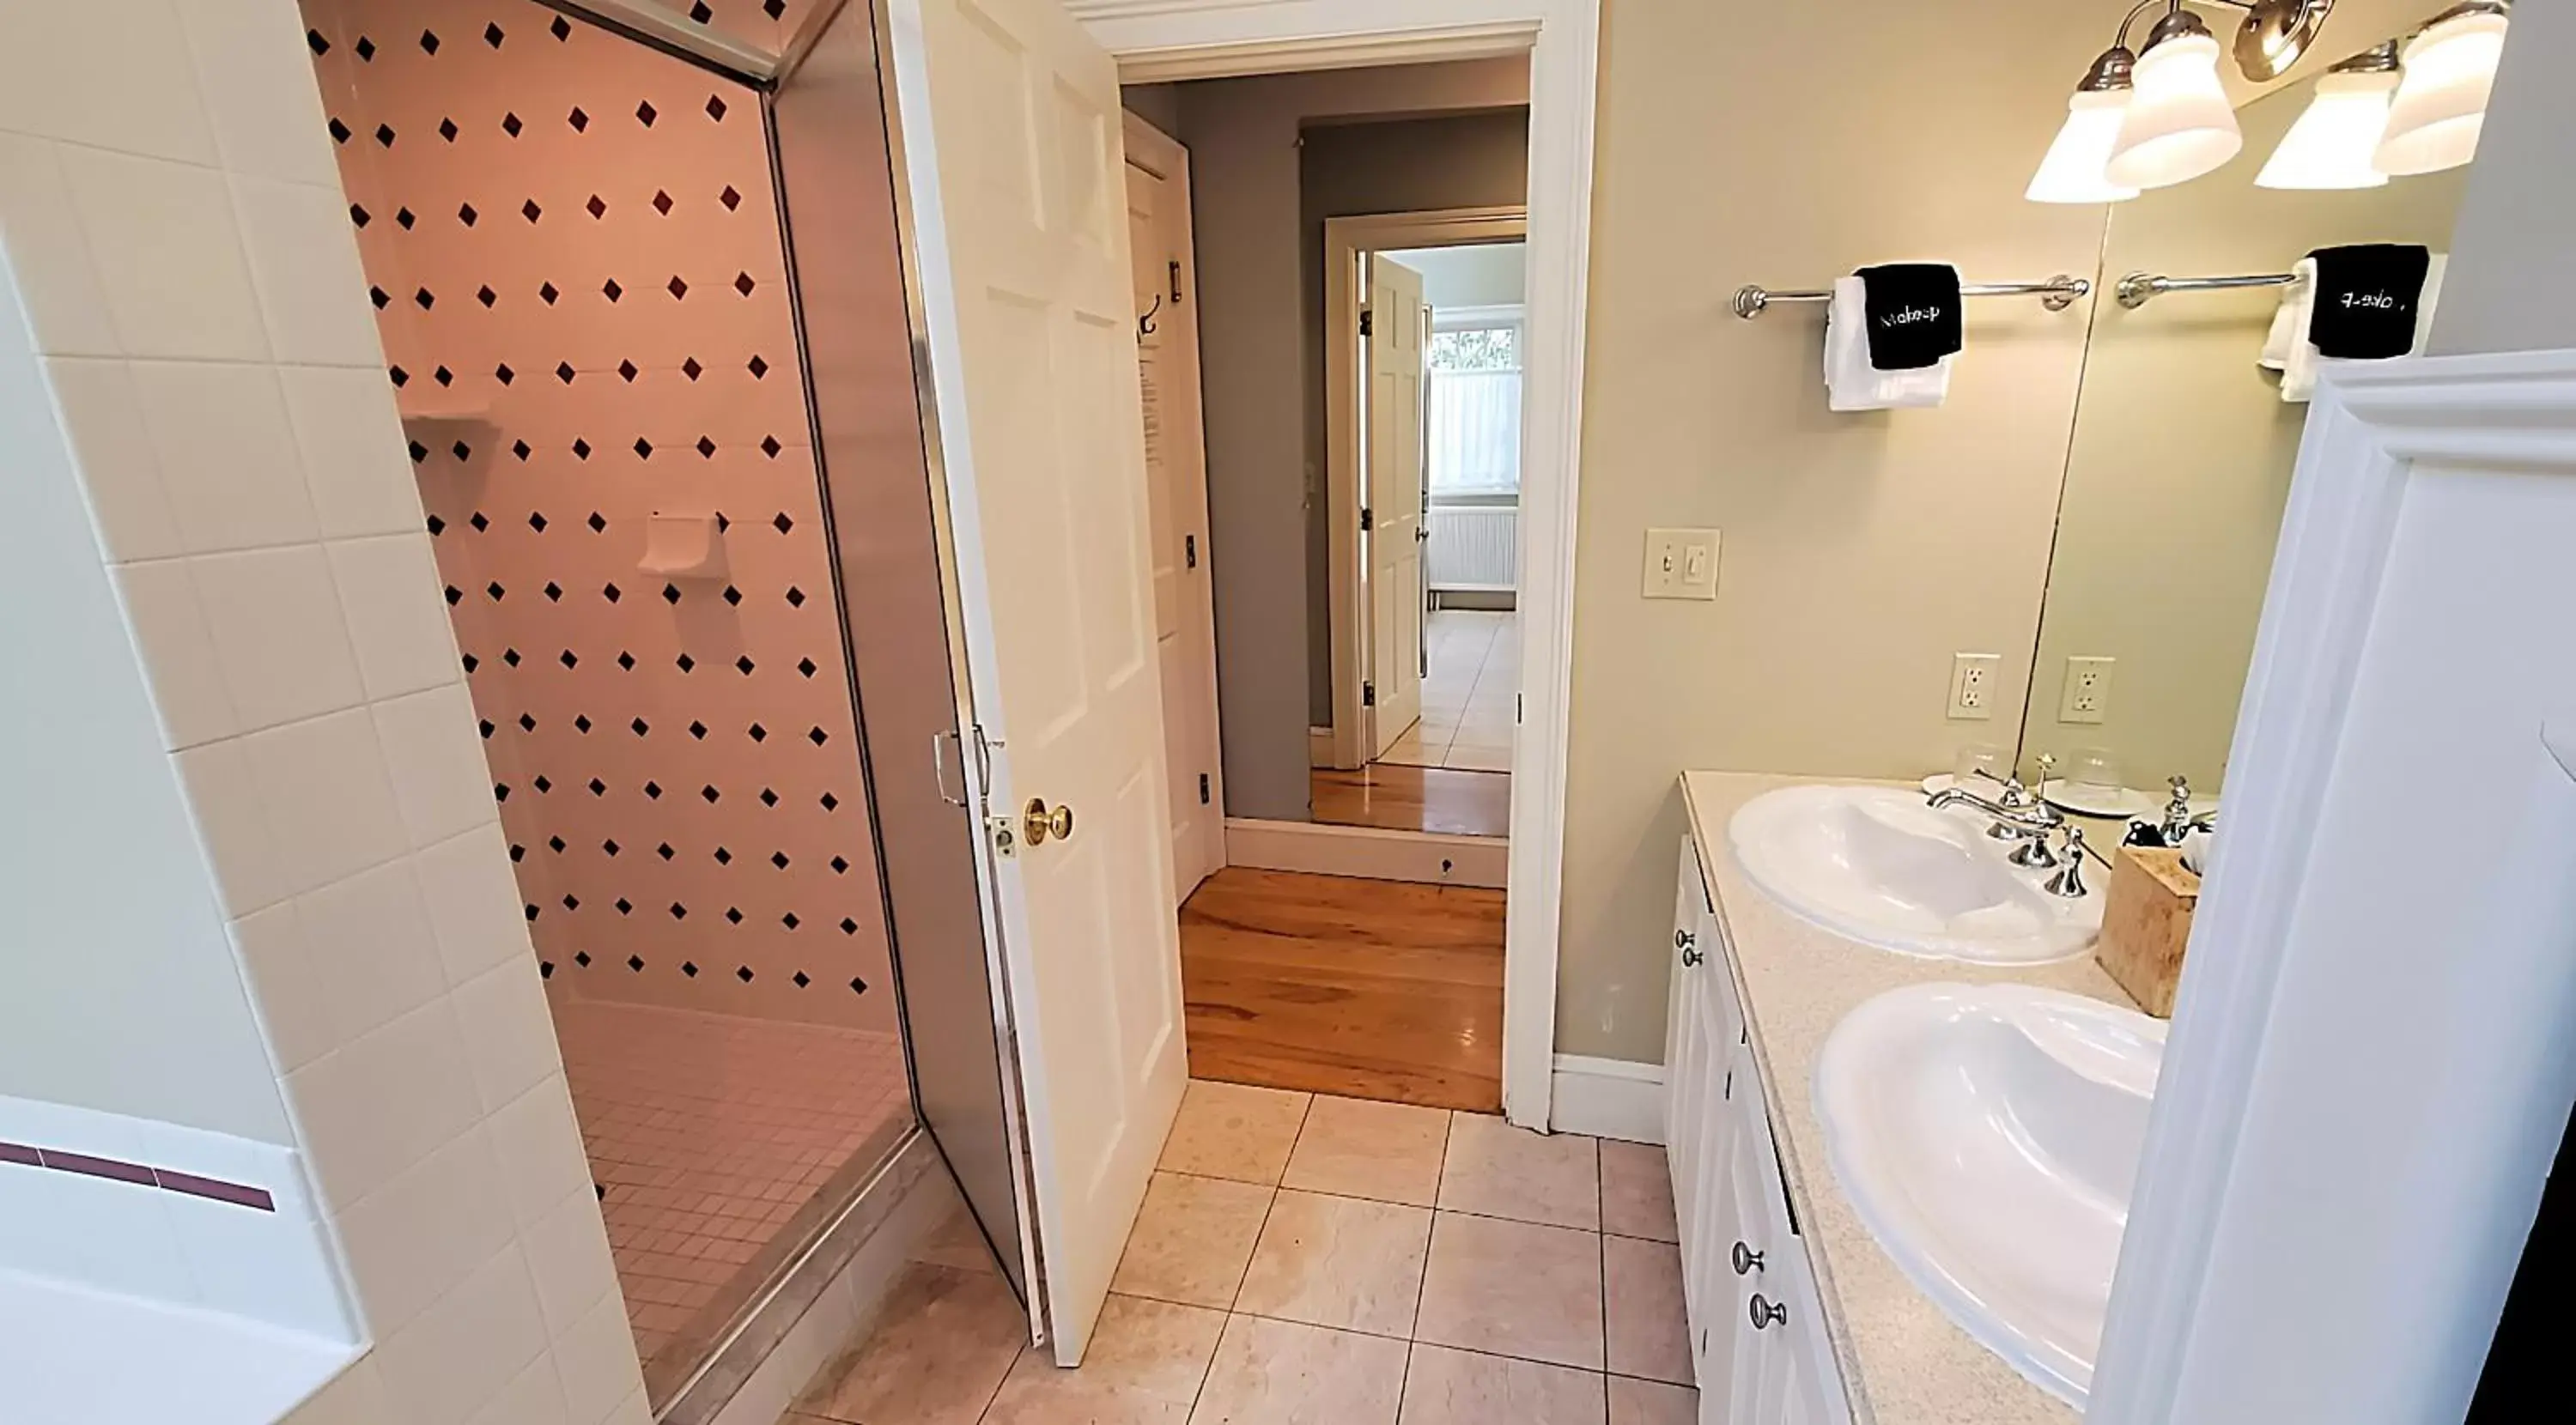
1426 503 1518 591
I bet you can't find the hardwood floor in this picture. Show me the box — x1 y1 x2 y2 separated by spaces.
1310 762 1511 838
1179 867 1505 1113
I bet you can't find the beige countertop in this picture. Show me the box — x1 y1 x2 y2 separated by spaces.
1679 771 2142 1425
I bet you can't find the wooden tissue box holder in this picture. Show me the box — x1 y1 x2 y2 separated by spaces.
2098 845 2200 1018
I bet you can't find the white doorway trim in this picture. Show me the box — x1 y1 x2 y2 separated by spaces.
2089 348 2576 1422
1323 207 1527 773
1068 0 1597 1133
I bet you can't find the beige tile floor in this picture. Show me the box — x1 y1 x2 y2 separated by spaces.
1380 611 1516 773
787 1079 1698 1425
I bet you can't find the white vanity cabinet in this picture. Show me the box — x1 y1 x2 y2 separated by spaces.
1668 835 1850 1424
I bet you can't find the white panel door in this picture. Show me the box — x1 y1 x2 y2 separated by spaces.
886 0 1187 1363
1367 256 1427 757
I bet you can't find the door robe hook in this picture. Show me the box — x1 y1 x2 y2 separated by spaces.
1138 291 1162 339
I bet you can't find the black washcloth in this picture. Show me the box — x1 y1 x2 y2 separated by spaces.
1855 263 1964 371
2306 244 2432 360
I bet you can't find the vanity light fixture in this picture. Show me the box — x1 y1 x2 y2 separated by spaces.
2255 41 2400 188
2027 46 2143 203
2373 0 2512 175
2107 6 2245 189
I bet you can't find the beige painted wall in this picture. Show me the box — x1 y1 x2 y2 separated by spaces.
2019 88 2468 796
1145 59 1528 822
1557 0 2116 1061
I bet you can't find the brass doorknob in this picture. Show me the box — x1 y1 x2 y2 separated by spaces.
1023 797 1075 846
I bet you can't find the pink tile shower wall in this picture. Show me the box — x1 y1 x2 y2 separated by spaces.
302 0 896 1034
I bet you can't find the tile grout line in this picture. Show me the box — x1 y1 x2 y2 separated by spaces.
1392 1107 1461 1417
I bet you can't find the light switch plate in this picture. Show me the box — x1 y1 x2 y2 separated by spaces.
1643 528 1721 600
2060 656 2115 724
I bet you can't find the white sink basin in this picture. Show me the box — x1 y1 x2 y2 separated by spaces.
1814 983 2166 1406
1728 784 2102 963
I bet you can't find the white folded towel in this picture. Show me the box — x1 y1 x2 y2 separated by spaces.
1824 276 1951 411
2274 252 2446 404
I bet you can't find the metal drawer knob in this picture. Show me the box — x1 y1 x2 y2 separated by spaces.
1749 1293 1788 1330
1732 1240 1765 1276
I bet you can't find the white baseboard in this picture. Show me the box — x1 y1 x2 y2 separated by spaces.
1309 725 1335 767
1224 816 1507 888
1549 1054 1665 1144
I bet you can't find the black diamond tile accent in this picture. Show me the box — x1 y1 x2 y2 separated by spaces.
798 658 817 678
726 909 744 925
502 112 523 136
617 652 635 673
426 514 446 536
851 978 869 994
689 721 709 740
840 919 859 935
307 29 329 55
414 287 434 310
556 361 576 384
396 206 416 229
602 582 620 602
487 580 505 600
677 652 696 672
495 363 515 386
588 512 607 532
485 22 505 47
551 15 571 39
760 788 780 807
545 832 562 849
502 647 521 665
587 193 607 219
371 286 390 311
578 715 596 733
761 435 782 458
586 775 605 794
696 436 717 458
419 28 440 54
478 719 494 738
539 281 559 304
628 954 644 970
562 650 580 669
574 950 590 966
794 972 811 987
604 839 620 855
690 0 714 20
544 581 562 602
461 652 477 672
532 773 550 791
574 438 592 460
737 655 756 676
831 855 850 874
714 846 732 864
350 203 370 228
766 0 787 17
390 366 410 388
773 512 793 534
374 123 396 147
737 965 753 981
683 357 703 379
438 118 458 142
530 512 547 532
748 354 769 379
771 852 790 870
635 438 653 459
723 585 742 607
708 94 729 122
702 785 721 803
447 435 466 457
748 722 766 742
356 34 376 58
478 284 496 306
643 779 661 798
513 439 532 460
820 791 840 811
721 185 744 212
523 198 542 222
469 512 489 531
602 277 622 302
619 360 638 381
445 585 461 605
786 586 805 607
657 843 675 859
734 271 757 296
631 717 649 736
568 106 589 132
683 961 701 977
330 118 350 144
434 367 454 387
809 727 829 746
668 275 689 300
637 101 658 127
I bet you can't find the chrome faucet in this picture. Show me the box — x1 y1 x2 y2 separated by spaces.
1928 778 2065 866
2045 828 2092 898
2155 775 2221 846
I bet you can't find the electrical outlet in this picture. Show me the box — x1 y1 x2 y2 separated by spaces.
1947 652 2002 720
2060 656 2115 725
1643 528 1722 600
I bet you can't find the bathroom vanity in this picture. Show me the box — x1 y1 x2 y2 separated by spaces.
1666 771 2143 1424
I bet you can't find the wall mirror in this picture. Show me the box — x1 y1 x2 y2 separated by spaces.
2015 65 2473 817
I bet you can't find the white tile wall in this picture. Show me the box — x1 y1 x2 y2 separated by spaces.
0 1 645 1420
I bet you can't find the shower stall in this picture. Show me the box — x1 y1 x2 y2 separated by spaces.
295 0 1026 1411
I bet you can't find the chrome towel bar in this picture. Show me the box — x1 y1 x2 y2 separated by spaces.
1732 274 2091 320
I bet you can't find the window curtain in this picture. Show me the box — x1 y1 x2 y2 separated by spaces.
1426 367 1522 495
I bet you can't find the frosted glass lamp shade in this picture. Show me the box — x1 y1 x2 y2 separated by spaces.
2257 70 2398 189
2027 89 2142 203
2106 32 2244 189
2374 9 2509 176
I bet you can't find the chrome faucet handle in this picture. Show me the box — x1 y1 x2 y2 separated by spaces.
1987 776 2033 839
2046 828 2091 897
2033 752 2058 797
2008 826 2061 869
2160 775 2195 844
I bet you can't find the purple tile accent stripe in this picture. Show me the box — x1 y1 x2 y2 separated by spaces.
0 1142 276 1212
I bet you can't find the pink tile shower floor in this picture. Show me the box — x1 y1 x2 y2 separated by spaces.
549 994 911 1369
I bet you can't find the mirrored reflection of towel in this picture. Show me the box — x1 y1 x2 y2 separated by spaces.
2275 253 2446 403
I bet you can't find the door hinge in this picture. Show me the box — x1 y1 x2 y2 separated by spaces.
1184 533 1198 569
1358 507 1373 533
1198 773 1211 805
1358 308 1373 338
1362 681 1376 707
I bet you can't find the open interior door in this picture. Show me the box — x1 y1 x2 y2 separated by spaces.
1368 255 1428 759
884 0 1188 1364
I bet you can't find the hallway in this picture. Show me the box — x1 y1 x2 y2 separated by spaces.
1380 610 1516 773
1177 869 1504 1113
